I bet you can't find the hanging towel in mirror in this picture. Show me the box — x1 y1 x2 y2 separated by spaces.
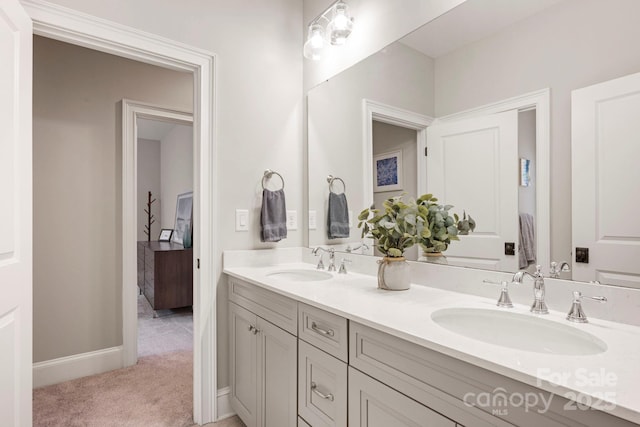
261 189 287 242
518 213 536 269
327 192 350 239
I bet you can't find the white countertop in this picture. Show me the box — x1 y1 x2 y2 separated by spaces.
224 262 640 424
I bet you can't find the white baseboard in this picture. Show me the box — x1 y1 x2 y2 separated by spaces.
216 386 235 420
33 346 123 388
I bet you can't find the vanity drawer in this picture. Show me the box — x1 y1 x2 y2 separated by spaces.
298 340 347 427
348 366 454 427
298 303 348 362
228 277 297 335
349 322 510 427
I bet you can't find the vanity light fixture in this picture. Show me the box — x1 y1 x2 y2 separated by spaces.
303 0 354 60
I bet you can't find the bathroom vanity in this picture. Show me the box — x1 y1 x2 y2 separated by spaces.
224 250 640 427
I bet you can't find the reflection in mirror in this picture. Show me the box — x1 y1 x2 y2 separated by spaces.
307 0 640 284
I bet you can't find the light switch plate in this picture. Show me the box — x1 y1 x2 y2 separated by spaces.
308 210 317 230
235 209 249 231
287 210 298 230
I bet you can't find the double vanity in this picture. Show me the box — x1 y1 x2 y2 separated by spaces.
224 248 640 427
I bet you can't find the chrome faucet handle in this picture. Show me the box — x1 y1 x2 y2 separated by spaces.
566 291 607 323
550 261 571 278
483 280 515 308
338 258 352 274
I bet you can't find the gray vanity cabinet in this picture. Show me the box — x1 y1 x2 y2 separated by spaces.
297 303 349 427
228 278 298 427
348 367 454 427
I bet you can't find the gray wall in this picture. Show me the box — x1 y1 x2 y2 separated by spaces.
137 138 162 242
33 36 193 362
434 0 640 264
160 124 193 231
37 0 304 388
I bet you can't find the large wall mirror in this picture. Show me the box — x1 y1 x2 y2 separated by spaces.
307 0 640 285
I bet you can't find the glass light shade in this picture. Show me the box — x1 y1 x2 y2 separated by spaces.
303 24 325 60
328 1 353 45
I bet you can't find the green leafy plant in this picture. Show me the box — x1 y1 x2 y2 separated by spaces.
416 194 475 253
357 194 427 258
358 193 475 258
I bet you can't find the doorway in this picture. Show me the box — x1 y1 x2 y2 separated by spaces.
135 114 194 358
27 2 218 423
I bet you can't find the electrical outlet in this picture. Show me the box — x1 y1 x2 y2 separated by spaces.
287 210 298 230
505 242 515 256
235 209 249 232
576 247 589 263
309 210 317 230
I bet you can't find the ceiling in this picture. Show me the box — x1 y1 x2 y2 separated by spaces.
400 0 565 58
137 118 180 141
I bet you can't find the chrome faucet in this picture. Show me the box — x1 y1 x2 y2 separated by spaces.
512 265 548 314
346 242 370 254
566 291 607 323
549 261 571 278
311 247 336 271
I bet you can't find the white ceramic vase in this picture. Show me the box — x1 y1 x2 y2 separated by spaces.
377 257 411 291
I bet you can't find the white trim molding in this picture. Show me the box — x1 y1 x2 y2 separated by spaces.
362 99 434 204
216 387 235 421
23 1 218 423
435 88 551 271
33 346 123 388
121 100 193 368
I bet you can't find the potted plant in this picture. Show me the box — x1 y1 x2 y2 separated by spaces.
416 193 475 263
358 194 427 290
358 194 476 290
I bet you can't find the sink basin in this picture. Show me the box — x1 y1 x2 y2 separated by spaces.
266 269 332 282
431 308 607 355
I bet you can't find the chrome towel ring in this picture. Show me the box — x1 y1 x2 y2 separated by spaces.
262 169 285 190
327 175 346 193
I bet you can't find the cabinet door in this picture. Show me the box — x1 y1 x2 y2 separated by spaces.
229 302 259 427
348 367 455 427
258 317 297 427
298 340 347 427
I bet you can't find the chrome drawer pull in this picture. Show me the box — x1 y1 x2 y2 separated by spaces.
310 382 334 401
311 322 335 337
248 325 260 335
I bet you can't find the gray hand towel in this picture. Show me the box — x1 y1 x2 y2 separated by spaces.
261 189 287 242
327 192 350 239
518 213 536 269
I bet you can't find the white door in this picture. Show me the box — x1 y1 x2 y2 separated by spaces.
427 110 519 271
0 1 33 426
572 72 640 287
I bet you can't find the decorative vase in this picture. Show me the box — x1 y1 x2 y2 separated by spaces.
419 251 448 265
377 257 411 291
183 223 192 249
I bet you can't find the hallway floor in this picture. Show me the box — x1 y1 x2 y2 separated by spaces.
138 293 193 357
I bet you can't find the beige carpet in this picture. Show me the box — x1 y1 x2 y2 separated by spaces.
34 350 197 427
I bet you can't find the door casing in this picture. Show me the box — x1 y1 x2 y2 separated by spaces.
23 0 219 423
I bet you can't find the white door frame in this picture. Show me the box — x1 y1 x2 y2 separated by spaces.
362 99 434 207
435 88 551 271
121 100 193 365
23 1 218 424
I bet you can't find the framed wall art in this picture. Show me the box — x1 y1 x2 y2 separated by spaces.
373 150 403 192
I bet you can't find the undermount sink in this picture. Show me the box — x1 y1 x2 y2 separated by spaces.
266 269 333 282
431 308 607 355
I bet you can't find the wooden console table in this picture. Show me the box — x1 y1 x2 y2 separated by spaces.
137 241 193 312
